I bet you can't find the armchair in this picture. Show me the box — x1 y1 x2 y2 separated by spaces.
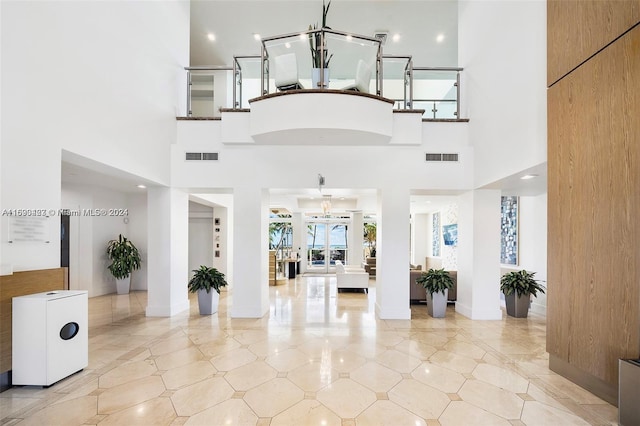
342 59 372 94
336 262 369 292
274 53 303 91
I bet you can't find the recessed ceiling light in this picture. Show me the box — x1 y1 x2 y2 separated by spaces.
207 33 215 41
137 184 147 189
520 174 539 180
392 33 400 42
346 35 353 42
436 33 445 43
253 33 261 41
285 42 291 48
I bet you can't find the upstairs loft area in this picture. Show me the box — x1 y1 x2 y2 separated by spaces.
183 28 466 122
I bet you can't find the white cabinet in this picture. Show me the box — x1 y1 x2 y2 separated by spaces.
12 290 88 386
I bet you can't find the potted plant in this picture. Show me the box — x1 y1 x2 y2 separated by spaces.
106 234 142 294
308 0 333 88
188 265 228 315
500 269 546 318
416 268 453 318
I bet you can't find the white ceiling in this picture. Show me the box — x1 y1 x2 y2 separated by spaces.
189 0 459 69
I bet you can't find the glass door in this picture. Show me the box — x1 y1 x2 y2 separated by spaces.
307 221 349 273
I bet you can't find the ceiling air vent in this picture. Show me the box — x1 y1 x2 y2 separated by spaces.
425 153 459 162
185 152 219 161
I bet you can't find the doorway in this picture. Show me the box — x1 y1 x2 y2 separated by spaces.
306 220 349 273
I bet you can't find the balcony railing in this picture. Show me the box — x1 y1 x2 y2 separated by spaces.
184 29 464 120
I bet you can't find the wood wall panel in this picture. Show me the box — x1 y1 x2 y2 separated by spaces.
547 25 640 396
0 269 65 374
548 0 640 86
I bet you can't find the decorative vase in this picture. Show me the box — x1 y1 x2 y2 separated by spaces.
197 289 220 315
505 293 530 318
426 289 448 318
312 68 330 89
116 276 130 295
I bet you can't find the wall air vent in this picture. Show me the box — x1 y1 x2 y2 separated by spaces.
425 153 459 162
185 152 219 161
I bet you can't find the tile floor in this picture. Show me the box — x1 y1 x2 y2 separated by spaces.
1 276 618 425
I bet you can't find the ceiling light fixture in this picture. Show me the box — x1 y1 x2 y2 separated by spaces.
520 174 539 180
436 33 445 43
207 33 216 41
253 33 261 41
392 33 400 42
321 195 332 217
136 184 146 189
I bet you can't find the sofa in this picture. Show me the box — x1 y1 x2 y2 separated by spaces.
363 257 376 276
410 268 457 303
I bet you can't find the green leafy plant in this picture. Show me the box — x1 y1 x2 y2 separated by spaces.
500 269 546 297
308 0 333 68
416 268 453 296
364 222 376 257
188 265 228 294
106 234 142 280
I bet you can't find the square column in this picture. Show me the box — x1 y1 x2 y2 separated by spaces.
230 186 269 318
455 189 502 320
348 211 364 267
376 188 411 320
146 188 190 317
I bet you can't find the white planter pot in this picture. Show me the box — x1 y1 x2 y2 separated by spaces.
116 276 131 295
426 289 448 318
312 68 330 89
197 289 220 315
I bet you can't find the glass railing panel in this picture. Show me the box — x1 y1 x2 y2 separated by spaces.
322 32 379 92
382 56 411 108
186 68 233 117
413 69 459 119
233 56 262 108
262 33 313 92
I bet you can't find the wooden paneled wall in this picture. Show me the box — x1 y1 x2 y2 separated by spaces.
547 9 640 403
0 269 65 374
547 0 640 85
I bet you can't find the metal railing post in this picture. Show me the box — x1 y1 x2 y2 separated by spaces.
408 59 413 109
232 60 237 109
455 71 461 118
186 70 191 117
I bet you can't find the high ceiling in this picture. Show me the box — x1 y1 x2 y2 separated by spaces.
189 0 459 69
61 1 547 216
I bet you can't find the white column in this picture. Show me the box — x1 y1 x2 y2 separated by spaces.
375 188 411 320
349 211 364 267
146 187 190 317
455 189 502 320
231 186 269 318
292 213 305 273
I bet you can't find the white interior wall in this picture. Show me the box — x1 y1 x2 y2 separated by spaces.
412 213 430 268
61 184 147 297
188 202 214 278
518 193 548 315
0 1 189 273
458 0 546 187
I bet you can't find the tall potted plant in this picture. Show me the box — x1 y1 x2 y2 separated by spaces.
106 234 142 295
188 265 228 315
500 269 546 318
308 0 333 88
416 268 453 318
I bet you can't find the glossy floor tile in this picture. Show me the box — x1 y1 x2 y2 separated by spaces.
1 276 618 425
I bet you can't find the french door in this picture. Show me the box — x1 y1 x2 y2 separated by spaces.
306 220 348 273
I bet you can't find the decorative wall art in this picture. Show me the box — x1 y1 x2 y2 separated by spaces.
500 196 518 265
432 212 441 256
